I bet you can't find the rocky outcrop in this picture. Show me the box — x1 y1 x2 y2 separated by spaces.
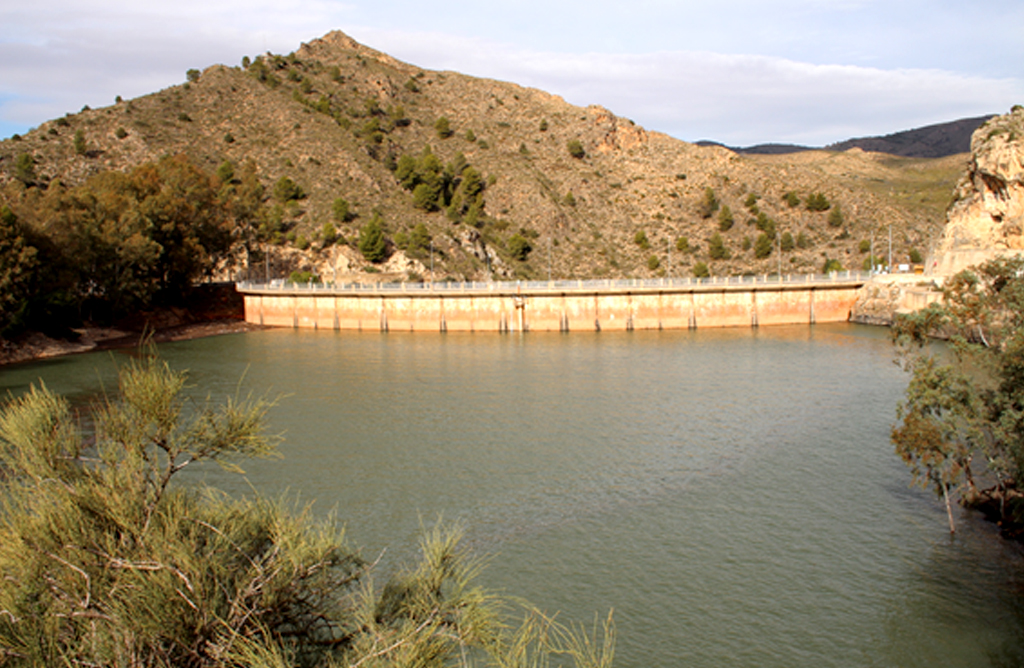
931 107 1024 276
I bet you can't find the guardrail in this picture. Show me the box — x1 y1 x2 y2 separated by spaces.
236 271 870 295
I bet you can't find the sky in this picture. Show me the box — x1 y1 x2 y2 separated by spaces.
1 0 1021 147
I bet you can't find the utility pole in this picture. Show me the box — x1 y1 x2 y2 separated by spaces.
547 237 552 281
777 232 782 279
430 241 434 283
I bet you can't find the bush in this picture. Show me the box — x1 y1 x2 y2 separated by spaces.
783 191 800 207
693 261 710 278
858 239 871 253
718 205 734 231
321 221 338 246
508 233 532 261
563 191 577 207
273 176 304 202
909 248 923 263
780 231 795 252
186 68 200 83
698 187 719 219
806 192 830 211
567 139 585 159
741 236 752 251
754 233 773 259
647 255 661 270
14 153 35 185
744 193 759 210
822 258 843 273
708 232 730 260
675 236 690 253
358 214 388 263
796 231 810 249
827 203 844 227
435 116 453 139
0 356 616 668
464 129 476 142
289 270 320 283
73 129 87 155
115 127 128 139
332 197 351 222
634 230 650 249
540 119 549 132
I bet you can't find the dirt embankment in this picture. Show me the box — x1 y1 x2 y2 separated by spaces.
0 284 263 367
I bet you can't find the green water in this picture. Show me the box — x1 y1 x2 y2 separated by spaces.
3 324 1023 667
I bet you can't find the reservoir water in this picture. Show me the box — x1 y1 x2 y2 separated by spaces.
3 324 1023 667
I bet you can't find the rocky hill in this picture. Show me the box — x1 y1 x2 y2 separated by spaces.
826 116 993 159
931 106 1024 275
0 31 967 283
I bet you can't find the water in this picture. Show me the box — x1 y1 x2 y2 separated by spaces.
3 324 1023 667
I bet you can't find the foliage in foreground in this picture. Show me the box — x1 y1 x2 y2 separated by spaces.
0 356 614 667
892 256 1024 533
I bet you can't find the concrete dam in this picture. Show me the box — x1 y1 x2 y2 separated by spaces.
236 273 868 333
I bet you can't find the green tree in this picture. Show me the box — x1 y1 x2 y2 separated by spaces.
186 68 200 83
744 193 759 210
435 116 453 139
909 248 923 263
358 214 388 263
634 230 650 250
827 203 844 227
0 206 38 335
780 231 795 252
0 355 616 668
273 176 304 202
332 197 351 222
508 233 532 261
675 236 690 253
647 255 661 271
693 261 710 278
567 139 585 159
891 257 1024 532
796 231 810 249
822 258 843 273
321 221 338 246
754 232 773 259
718 204 734 231
783 191 800 208
806 192 831 211
73 130 87 156
697 187 719 218
14 153 36 186
708 232 730 260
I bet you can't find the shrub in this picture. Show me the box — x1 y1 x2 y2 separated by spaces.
435 116 453 139
331 198 350 223
14 152 35 185
693 261 710 278
718 205 734 232
796 231 810 249
742 236 752 251
224 132 235 143
858 239 871 253
73 129 87 155
675 236 690 253
464 129 476 142
508 233 532 261
567 139 585 159
564 191 577 207
697 187 719 218
708 232 730 260
744 193 759 210
827 203 844 227
321 221 338 246
634 230 650 249
783 191 800 207
754 233 773 259
806 192 831 211
780 231 795 252
909 248 923 263
186 68 200 83
539 119 549 132
273 176 304 202
358 214 388 263
114 127 128 139
647 255 661 270
289 270 320 283
241 55 251 68
215 160 234 183
822 257 843 273
177 112 192 122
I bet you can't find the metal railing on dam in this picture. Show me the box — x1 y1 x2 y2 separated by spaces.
236 270 870 297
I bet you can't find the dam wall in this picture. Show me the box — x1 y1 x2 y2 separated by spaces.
238 274 866 332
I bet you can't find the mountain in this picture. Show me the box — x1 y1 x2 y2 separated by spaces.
826 116 994 158
699 116 992 158
0 31 967 283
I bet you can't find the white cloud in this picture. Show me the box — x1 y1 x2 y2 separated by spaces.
0 8 1021 145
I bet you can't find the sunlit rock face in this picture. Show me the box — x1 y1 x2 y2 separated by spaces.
932 107 1024 275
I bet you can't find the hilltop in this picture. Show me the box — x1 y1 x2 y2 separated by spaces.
0 30 966 284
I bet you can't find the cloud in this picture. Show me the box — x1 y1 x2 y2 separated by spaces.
1 10 1020 146
355 29 1024 146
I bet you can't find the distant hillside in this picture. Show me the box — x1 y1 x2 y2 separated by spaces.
0 31 965 283
700 116 992 158
826 116 994 158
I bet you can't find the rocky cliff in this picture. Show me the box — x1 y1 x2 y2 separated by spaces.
931 107 1024 275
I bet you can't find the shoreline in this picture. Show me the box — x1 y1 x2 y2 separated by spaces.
0 319 265 368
